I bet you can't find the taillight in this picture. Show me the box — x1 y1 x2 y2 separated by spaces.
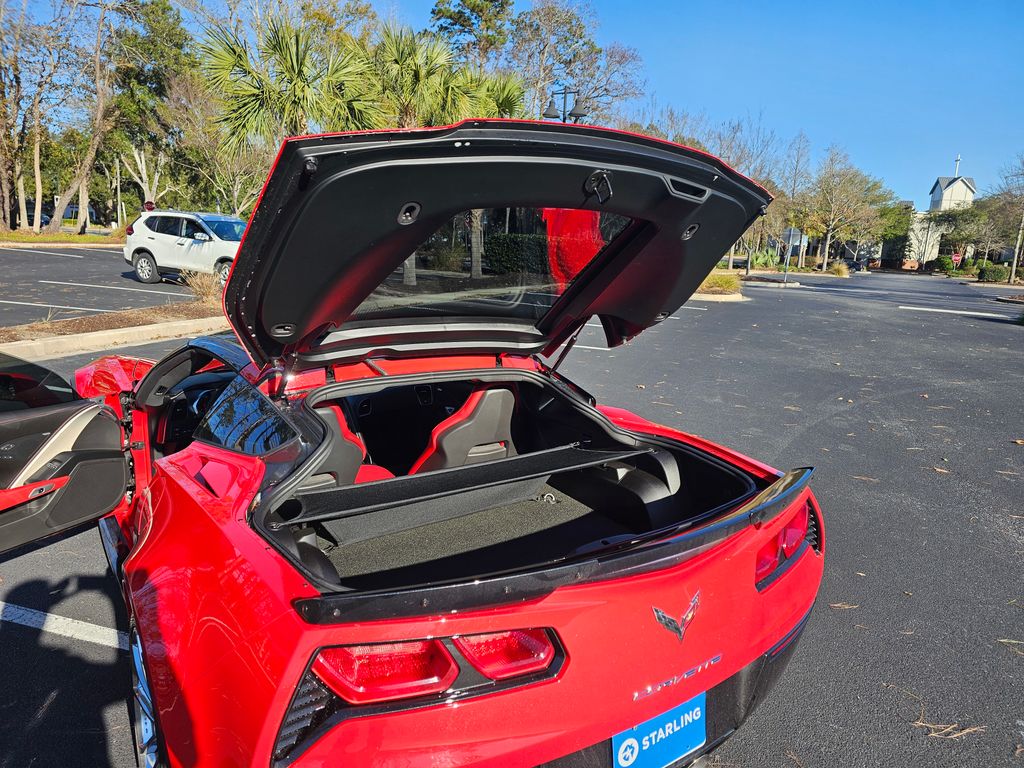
125 224 134 235
453 629 555 680
755 500 816 589
311 640 459 705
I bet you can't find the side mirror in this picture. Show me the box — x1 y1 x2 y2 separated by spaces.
194 232 211 242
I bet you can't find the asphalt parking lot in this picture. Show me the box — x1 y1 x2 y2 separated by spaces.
0 245 192 326
0 271 1022 766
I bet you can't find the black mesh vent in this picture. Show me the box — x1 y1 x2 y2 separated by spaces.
805 501 821 552
273 671 334 762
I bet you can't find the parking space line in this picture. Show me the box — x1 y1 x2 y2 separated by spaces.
0 247 83 259
39 280 190 297
0 600 127 651
574 345 610 351
898 305 1011 319
0 298 114 312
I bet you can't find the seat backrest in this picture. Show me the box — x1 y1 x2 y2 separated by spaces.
408 388 517 475
311 404 395 487
312 404 365 486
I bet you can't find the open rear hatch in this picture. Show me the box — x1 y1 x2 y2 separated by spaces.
225 120 771 370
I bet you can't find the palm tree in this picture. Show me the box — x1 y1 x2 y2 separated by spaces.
366 26 524 284
200 19 383 153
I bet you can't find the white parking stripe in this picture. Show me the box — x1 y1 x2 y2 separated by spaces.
0 247 83 259
898 305 1011 319
0 600 127 651
574 345 610 351
0 298 113 312
38 280 189 297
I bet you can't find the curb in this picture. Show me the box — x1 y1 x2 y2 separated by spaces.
0 241 124 249
995 296 1024 305
741 276 802 287
689 293 749 302
0 315 228 361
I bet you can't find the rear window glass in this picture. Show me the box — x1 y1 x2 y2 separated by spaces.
193 376 298 455
350 207 631 323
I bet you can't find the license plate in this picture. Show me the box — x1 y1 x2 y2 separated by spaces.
611 692 706 768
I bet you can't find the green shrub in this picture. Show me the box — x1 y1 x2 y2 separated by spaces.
933 255 954 273
696 272 741 294
426 241 466 271
961 263 980 277
827 261 850 277
978 264 1010 283
484 233 549 274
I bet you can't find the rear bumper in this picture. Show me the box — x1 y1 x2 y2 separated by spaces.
542 611 811 768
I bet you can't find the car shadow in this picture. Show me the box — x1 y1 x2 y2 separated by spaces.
0 568 196 767
0 576 126 766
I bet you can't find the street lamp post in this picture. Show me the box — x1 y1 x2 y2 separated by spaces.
542 87 587 123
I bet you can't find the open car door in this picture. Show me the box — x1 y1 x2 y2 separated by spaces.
0 353 129 556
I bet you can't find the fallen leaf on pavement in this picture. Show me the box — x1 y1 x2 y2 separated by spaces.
784 405 802 411
920 393 929 399
997 639 1024 657
852 475 879 482
1013 439 1024 445
933 467 950 474
830 602 859 610
856 572 866 576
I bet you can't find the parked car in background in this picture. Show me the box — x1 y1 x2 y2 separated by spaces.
123 211 246 283
2 122 824 768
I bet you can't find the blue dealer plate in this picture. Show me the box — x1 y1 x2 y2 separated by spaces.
611 692 706 768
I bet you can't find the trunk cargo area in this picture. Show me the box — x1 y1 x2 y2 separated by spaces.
269 374 759 591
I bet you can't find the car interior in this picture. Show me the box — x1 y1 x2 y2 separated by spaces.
269 377 758 591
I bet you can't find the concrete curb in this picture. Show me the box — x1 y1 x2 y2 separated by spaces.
689 292 749 302
0 241 124 249
994 296 1024 305
0 315 228 361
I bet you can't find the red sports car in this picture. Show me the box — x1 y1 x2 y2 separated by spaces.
0 121 824 768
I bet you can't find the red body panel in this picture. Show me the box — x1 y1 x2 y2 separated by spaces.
101 353 822 767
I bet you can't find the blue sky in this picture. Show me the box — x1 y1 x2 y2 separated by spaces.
383 0 1023 209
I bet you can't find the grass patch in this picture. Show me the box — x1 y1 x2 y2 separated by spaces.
181 271 224 307
0 301 224 343
0 229 124 244
827 261 850 277
697 272 742 294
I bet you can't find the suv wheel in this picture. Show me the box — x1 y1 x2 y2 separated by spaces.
215 260 232 283
133 252 160 284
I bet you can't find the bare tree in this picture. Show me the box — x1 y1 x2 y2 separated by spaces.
161 72 269 216
806 146 887 271
998 153 1024 284
43 0 123 234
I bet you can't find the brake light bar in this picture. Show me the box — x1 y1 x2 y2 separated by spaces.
453 629 555 680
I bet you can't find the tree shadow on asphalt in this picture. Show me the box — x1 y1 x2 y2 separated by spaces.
0 576 127 767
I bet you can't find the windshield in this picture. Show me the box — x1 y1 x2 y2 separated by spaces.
202 217 246 242
351 207 632 324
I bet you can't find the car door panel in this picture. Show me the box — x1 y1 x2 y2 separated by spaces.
152 215 185 270
0 361 129 556
179 218 212 271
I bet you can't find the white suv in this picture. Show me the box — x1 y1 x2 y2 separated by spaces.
123 211 246 283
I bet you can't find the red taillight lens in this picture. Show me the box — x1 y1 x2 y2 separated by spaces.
311 640 459 705
453 629 555 680
125 224 134 235
756 502 812 586
755 540 781 583
780 503 808 558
